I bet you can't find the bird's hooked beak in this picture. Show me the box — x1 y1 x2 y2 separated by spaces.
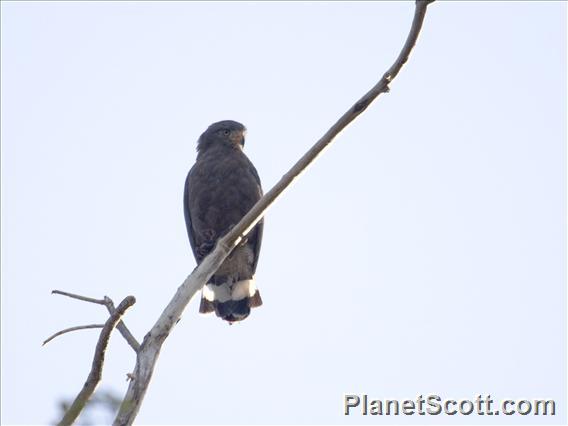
230 129 246 148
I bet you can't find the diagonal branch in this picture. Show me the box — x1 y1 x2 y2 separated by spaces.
113 2 434 425
57 296 136 426
52 290 141 352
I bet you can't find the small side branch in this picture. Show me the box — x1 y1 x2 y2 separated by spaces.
52 289 107 305
43 324 104 346
57 296 136 426
52 290 141 352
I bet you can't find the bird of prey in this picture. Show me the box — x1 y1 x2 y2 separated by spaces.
184 120 263 323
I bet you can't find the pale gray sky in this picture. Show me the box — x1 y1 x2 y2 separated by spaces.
1 1 566 425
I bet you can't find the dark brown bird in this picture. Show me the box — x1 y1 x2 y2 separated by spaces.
184 120 263 323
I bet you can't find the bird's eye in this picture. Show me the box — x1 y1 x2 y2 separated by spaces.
223 129 230 136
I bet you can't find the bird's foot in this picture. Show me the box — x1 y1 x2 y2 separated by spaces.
197 241 215 258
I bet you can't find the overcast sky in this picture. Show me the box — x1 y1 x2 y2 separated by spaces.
1 1 566 425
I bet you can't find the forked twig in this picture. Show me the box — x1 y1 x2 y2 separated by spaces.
51 290 141 352
57 296 136 426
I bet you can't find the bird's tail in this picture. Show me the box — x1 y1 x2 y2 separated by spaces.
199 279 262 323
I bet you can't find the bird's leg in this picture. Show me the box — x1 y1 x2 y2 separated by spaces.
202 229 216 240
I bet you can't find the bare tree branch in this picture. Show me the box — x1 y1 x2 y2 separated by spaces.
113 2 434 425
52 290 141 352
52 289 107 305
102 296 141 353
57 296 136 426
43 324 105 346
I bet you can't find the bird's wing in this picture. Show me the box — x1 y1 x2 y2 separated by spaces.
251 218 263 274
247 160 264 274
183 167 198 259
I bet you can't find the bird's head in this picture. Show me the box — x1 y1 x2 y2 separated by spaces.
197 120 247 152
